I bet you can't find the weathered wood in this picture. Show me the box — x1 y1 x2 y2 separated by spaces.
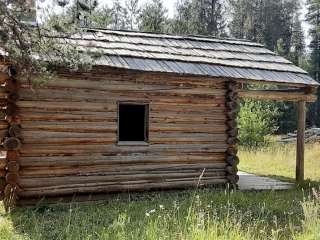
6 151 19 161
226 156 239 166
19 154 226 167
8 124 22 138
4 78 20 92
226 165 238 175
7 161 19 172
12 71 233 201
5 173 19 185
296 101 306 182
3 137 22 150
239 89 317 102
20 172 226 188
19 162 226 176
6 103 19 116
20 143 228 156
226 174 239 184
7 93 20 103
19 178 228 197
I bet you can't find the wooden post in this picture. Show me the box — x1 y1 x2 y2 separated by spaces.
296 101 306 182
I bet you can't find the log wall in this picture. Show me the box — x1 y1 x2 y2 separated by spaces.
4 67 238 203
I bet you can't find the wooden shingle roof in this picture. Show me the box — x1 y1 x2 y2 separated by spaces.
4 28 318 87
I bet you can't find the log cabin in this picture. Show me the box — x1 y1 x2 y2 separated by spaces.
0 29 318 207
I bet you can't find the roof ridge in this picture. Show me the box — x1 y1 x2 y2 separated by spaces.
83 28 265 48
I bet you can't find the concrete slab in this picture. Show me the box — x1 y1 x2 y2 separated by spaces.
238 171 294 191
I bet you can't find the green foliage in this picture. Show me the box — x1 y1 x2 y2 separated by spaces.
229 0 301 56
238 99 280 148
138 0 168 33
306 0 320 127
170 0 227 36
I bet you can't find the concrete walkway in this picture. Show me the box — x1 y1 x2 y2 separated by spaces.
238 171 294 190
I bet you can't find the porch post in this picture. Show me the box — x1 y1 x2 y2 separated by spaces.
296 101 306 182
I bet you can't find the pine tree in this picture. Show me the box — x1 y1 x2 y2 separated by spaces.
306 0 320 126
125 0 140 30
171 0 227 37
110 0 128 30
289 14 305 65
170 0 194 35
229 0 299 55
138 0 168 33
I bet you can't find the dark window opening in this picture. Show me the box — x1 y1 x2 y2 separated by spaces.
118 103 149 142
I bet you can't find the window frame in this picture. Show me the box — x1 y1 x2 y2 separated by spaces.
117 101 150 146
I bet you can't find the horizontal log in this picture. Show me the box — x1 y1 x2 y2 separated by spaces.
20 86 227 102
20 117 226 126
19 110 227 122
21 131 227 141
21 122 227 134
19 154 226 167
19 162 227 177
20 172 226 188
38 74 226 89
19 178 228 197
18 100 225 114
20 143 228 156
22 137 226 145
0 120 8 130
239 89 317 102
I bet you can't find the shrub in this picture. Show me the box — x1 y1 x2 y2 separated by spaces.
238 99 280 148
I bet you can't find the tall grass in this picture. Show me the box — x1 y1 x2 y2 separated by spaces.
0 187 319 240
239 143 320 181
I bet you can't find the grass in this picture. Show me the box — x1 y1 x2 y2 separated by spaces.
0 143 319 240
239 142 320 182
